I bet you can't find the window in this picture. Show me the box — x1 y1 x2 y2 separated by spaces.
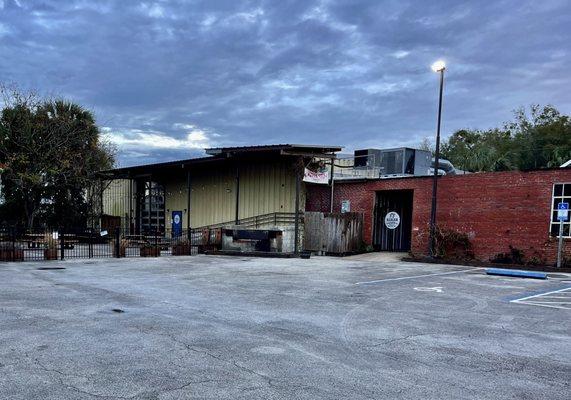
550 183 571 238
137 180 165 234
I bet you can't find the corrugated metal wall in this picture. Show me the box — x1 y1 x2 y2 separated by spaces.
164 178 189 228
101 179 134 224
188 166 235 228
238 161 299 220
159 159 304 229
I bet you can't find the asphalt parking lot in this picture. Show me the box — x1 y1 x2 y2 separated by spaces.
1 255 570 399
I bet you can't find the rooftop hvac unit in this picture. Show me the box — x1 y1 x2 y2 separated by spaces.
353 148 432 177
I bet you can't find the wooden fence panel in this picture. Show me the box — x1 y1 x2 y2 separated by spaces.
303 212 363 255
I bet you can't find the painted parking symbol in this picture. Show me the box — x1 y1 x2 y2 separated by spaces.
414 286 443 293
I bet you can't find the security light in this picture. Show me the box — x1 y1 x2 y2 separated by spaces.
431 60 446 72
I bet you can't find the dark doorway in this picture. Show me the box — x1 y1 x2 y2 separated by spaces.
135 180 166 235
373 190 413 251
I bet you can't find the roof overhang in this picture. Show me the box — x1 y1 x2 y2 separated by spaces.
100 144 343 179
205 144 342 157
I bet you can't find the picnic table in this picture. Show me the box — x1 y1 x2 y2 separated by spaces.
22 233 78 249
23 233 45 248
123 234 171 248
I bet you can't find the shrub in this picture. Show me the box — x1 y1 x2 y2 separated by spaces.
491 245 525 265
526 251 547 266
433 226 474 260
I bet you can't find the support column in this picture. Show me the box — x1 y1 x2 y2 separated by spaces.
294 167 301 254
186 170 191 230
329 158 335 213
235 164 240 225
128 177 133 235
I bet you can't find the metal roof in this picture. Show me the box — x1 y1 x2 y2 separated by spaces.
205 144 342 155
101 144 343 178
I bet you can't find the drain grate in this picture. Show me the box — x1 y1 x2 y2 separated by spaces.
111 308 125 313
37 267 66 270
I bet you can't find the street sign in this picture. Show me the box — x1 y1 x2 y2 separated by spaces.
558 202 569 222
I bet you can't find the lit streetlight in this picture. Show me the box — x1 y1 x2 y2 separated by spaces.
431 60 446 73
429 60 446 257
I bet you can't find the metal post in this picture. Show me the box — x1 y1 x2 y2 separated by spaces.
155 229 159 256
429 68 445 257
235 165 240 225
294 169 301 254
149 178 153 235
89 228 93 258
557 222 564 268
10 226 15 261
186 170 191 230
330 158 335 213
115 227 121 258
129 177 133 235
60 229 65 260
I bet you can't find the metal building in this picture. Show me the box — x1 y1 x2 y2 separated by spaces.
99 145 341 252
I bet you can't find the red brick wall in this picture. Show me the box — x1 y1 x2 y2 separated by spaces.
306 169 571 264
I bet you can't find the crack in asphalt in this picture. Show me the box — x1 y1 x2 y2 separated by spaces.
33 356 215 399
166 332 280 388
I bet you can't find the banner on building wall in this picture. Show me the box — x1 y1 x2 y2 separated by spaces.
303 167 330 184
172 210 183 237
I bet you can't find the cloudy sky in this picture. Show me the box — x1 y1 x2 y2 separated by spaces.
1 0 570 166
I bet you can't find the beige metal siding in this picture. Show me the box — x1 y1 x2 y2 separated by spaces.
164 178 189 229
102 179 131 218
101 159 305 230
189 166 235 227
238 161 298 219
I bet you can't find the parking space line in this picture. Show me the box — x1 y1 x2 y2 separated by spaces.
517 302 570 310
510 287 571 310
511 287 571 302
355 268 482 285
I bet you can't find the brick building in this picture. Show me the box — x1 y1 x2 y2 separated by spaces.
306 168 571 264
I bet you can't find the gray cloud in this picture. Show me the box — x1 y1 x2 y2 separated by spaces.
1 0 570 166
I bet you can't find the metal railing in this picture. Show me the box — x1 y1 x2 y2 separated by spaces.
192 212 301 230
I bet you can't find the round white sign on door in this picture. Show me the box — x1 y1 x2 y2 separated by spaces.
174 214 181 225
384 211 400 230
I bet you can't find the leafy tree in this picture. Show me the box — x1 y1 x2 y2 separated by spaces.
441 105 571 172
508 105 571 169
417 137 434 154
0 87 115 229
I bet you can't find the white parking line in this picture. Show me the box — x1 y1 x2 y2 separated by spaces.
510 287 571 310
355 268 481 285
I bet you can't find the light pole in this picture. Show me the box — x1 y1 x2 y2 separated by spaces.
429 60 446 257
